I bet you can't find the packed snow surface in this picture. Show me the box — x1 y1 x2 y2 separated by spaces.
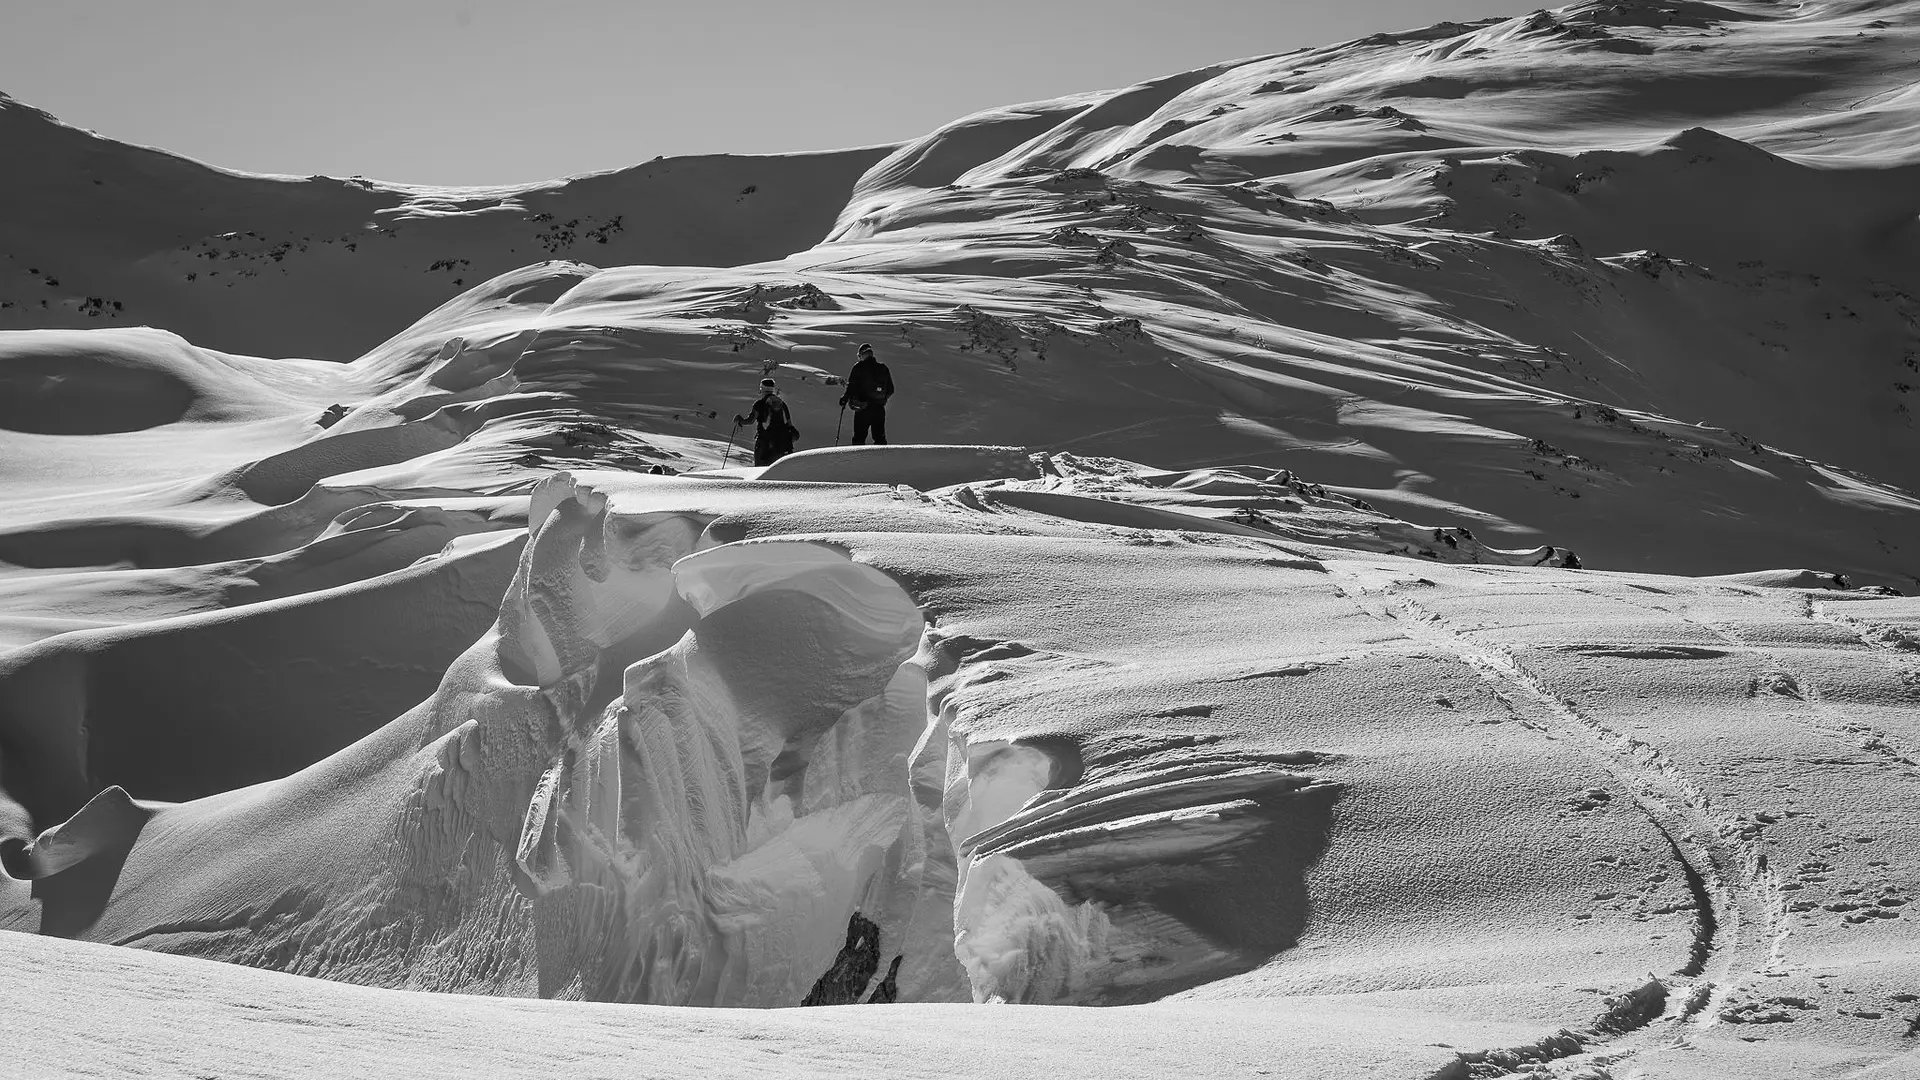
5 2 1920 1077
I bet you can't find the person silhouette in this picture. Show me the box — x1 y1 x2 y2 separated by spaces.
838 343 895 445
734 378 797 466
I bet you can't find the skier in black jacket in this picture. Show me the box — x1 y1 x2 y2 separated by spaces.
839 343 895 445
735 378 797 466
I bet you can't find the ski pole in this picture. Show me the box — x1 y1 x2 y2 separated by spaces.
722 420 741 467
835 403 846 446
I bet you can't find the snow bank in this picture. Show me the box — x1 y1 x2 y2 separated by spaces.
0 327 337 434
1701 568 1851 591
755 445 1043 489
0 927 1576 1080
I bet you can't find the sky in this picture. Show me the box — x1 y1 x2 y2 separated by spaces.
2 0 1509 186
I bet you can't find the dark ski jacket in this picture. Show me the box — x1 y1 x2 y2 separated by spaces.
740 393 795 438
842 358 895 410
737 392 797 464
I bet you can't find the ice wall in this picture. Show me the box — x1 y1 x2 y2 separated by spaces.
413 473 954 1004
377 471 1342 1006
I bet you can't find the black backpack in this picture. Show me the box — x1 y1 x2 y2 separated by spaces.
770 398 799 442
851 361 892 406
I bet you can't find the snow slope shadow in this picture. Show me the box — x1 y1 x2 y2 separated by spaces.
0 785 152 937
919 635 1342 1005
0 534 522 827
956 750 1339 1005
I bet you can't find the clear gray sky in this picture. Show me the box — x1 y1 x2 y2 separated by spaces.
3 0 1507 185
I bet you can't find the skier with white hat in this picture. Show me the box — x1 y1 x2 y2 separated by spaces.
734 378 798 466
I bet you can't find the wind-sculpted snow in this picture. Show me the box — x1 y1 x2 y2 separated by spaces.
6 2 1920 1076
946 745 1337 1004
0 471 1363 1006
2 460 1920 1074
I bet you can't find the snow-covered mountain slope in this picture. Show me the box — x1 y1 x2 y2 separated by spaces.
4 2 1920 1078
13 2 1915 582
0 92 893 360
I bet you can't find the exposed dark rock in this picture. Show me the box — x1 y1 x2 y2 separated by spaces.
800 912 883 1006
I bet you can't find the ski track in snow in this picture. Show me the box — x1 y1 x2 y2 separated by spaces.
1327 572 1788 1069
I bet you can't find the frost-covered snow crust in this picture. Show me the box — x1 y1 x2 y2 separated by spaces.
5 1 1920 1077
